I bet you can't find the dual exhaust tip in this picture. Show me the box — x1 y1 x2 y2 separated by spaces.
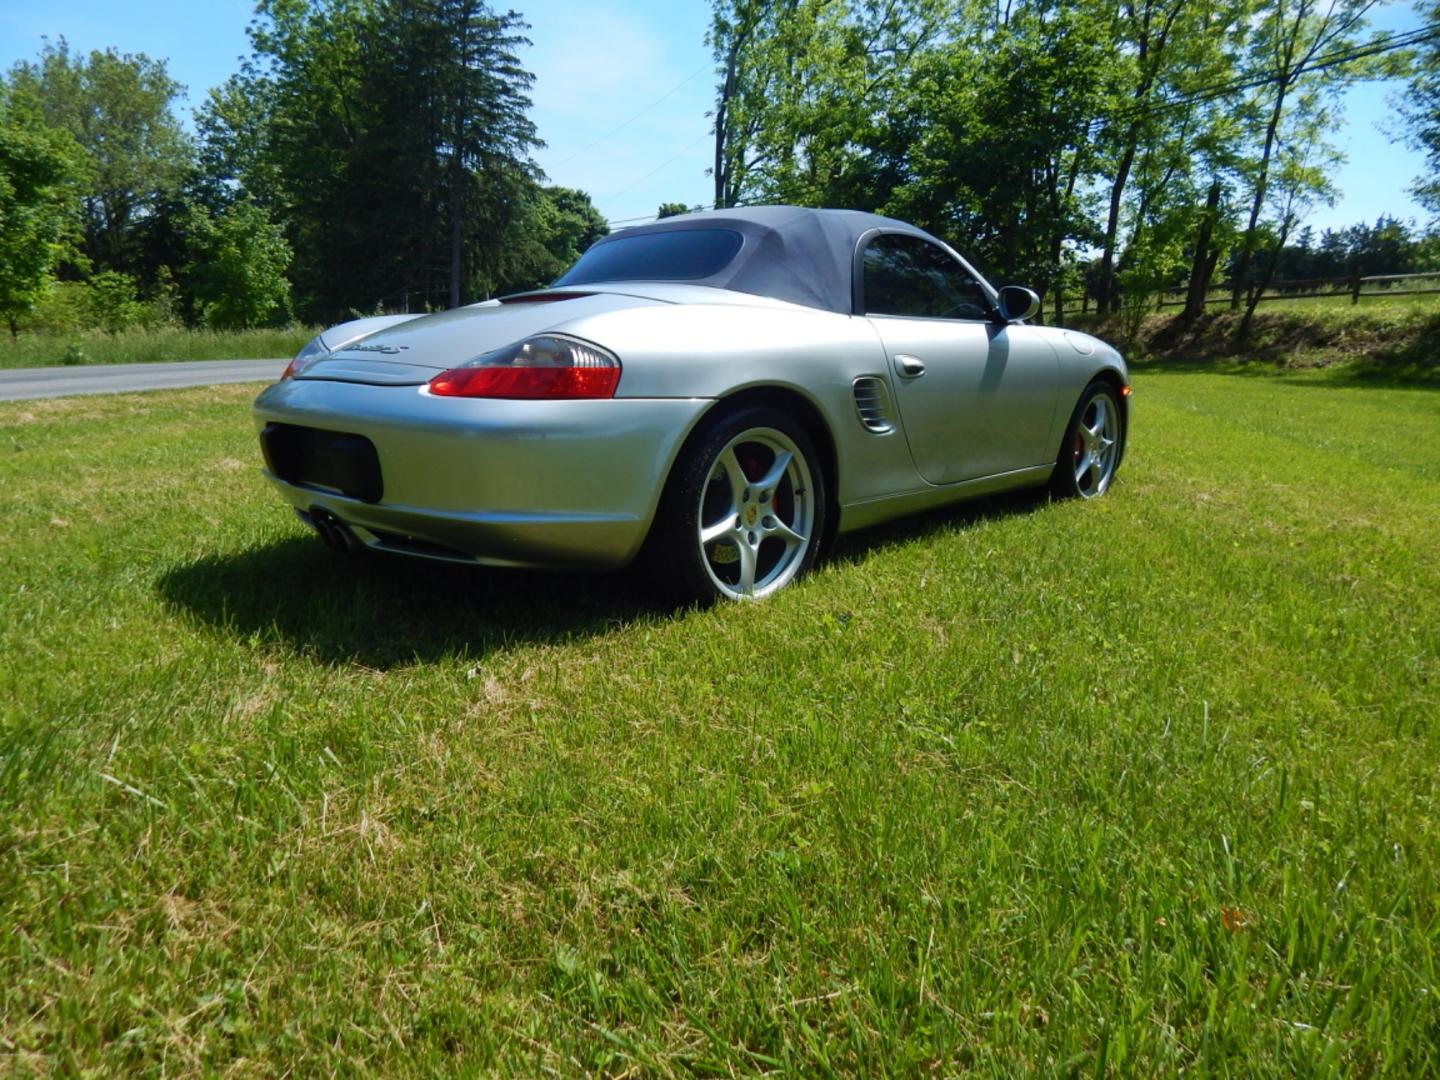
301 507 358 554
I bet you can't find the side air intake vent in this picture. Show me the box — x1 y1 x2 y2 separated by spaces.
852 376 896 434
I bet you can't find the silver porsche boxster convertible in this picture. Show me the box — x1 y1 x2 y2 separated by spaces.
254 206 1128 601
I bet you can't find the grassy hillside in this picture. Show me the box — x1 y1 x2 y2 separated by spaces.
1 372 1437 1074
1069 303 1440 384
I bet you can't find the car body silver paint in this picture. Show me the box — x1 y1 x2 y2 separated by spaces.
253 282 1126 570
307 291 666 373
254 377 709 568
866 315 1062 484
316 313 426 353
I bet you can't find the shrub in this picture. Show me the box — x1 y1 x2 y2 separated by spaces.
188 200 293 330
85 271 147 332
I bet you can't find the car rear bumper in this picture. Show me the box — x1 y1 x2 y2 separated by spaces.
252 378 710 569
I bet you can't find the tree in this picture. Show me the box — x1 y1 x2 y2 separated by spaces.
0 82 83 337
486 185 608 295
543 186 608 261
1228 0 1381 318
6 39 191 276
214 0 543 319
1092 0 1251 314
409 0 540 307
657 202 695 218
1400 0 1440 218
885 0 1115 320
709 0 946 212
185 199 293 329
193 72 282 213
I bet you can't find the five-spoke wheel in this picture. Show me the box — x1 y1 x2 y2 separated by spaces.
650 407 826 603
1053 380 1123 499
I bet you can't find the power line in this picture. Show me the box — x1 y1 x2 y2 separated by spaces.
597 131 713 209
1087 21 1440 137
548 63 710 170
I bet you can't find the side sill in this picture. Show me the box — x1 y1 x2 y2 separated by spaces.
836 464 1054 533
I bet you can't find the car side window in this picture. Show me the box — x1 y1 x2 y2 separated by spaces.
862 234 992 321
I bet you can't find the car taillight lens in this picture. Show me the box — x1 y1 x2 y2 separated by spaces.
282 334 332 379
429 335 620 399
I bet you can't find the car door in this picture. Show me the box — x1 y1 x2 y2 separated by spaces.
861 233 1060 485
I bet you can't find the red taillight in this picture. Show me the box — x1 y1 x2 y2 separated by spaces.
281 357 304 379
428 335 621 399
429 364 619 399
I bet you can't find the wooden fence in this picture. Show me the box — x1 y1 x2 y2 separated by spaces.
1155 270 1440 309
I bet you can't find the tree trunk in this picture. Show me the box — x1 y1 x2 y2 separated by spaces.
1230 80 1288 310
1097 134 1138 315
448 148 463 309
714 37 741 209
1238 208 1296 342
1182 179 1223 326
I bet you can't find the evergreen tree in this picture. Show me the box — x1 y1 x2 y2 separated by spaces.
213 0 542 319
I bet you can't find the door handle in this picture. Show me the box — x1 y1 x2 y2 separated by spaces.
894 353 926 378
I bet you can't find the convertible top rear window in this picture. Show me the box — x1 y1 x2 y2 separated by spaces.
557 229 744 285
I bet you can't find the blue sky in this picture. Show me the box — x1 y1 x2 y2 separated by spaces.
0 0 1430 234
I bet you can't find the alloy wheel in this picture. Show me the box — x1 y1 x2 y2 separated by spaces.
696 427 816 599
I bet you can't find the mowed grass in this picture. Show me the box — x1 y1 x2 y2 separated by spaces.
1 372 1437 1075
0 326 316 369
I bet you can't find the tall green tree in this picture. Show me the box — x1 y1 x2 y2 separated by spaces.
211 0 542 319
0 82 84 336
542 186 608 263
424 0 540 307
1400 0 1440 218
1092 0 1251 314
6 39 191 276
883 0 1116 318
487 185 608 293
707 0 943 211
1235 87 1342 336
1227 0 1381 315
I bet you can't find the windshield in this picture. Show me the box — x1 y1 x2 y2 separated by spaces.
556 229 744 285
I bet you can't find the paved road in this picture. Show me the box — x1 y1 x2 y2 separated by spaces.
0 359 288 402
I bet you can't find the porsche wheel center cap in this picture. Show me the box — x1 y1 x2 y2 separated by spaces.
745 505 759 526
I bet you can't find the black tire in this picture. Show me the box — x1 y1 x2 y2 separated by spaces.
647 406 828 603
1051 379 1124 499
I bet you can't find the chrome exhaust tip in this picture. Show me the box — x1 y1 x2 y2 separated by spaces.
307 507 358 554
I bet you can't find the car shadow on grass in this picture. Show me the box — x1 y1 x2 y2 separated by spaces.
155 535 682 668
156 488 1056 668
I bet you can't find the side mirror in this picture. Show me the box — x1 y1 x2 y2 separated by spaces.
997 285 1040 322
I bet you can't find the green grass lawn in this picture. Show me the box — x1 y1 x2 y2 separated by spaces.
1 371 1437 1075
0 326 316 369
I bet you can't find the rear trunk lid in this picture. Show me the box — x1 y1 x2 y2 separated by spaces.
296 292 665 386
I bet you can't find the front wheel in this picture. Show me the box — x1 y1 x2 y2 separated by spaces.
1052 380 1124 499
649 407 827 603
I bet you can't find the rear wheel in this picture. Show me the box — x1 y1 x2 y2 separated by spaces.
649 407 827 602
1052 380 1123 499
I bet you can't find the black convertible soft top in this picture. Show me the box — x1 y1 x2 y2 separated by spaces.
556 206 943 315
